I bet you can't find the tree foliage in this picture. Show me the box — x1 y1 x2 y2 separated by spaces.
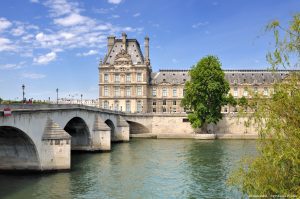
181 55 230 129
229 14 300 197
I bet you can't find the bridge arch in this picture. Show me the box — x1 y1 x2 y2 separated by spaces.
0 126 40 170
64 117 90 150
105 119 116 140
127 121 150 134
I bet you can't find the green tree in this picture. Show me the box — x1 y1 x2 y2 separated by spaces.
0 98 2 104
181 55 230 129
229 14 300 197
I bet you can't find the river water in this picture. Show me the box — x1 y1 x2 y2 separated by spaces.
0 139 257 199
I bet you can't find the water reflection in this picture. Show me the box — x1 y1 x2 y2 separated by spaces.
0 139 256 199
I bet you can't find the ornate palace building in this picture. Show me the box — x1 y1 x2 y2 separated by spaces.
98 33 289 113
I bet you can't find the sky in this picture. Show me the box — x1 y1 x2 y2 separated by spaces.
0 0 299 100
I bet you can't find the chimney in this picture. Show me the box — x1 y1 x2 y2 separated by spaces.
144 36 149 61
107 35 115 53
122 32 127 51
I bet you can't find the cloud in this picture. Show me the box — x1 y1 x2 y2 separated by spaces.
30 0 39 3
0 18 12 31
33 52 57 65
43 0 81 17
77 49 98 56
133 13 140 17
0 37 16 52
0 62 25 70
22 72 46 79
54 13 89 26
111 14 120 19
11 26 26 36
108 0 122 4
192 21 209 29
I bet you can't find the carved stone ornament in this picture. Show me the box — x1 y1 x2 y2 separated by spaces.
114 49 132 65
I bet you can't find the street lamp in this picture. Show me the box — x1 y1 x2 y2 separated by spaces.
22 84 25 103
80 94 83 105
56 88 59 104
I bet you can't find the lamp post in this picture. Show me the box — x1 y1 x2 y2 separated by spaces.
80 94 83 105
56 88 59 104
22 84 25 103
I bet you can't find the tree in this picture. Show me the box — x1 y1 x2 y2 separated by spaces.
229 14 300 197
0 98 2 104
181 55 230 129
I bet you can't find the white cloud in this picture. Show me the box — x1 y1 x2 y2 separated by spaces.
33 52 57 65
192 21 209 29
111 14 120 19
11 26 25 36
22 72 46 79
0 18 12 31
133 13 140 17
54 13 89 26
0 37 16 52
44 0 80 17
77 49 98 56
108 0 122 4
30 0 39 3
0 62 25 70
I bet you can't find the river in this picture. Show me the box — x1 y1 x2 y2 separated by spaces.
0 139 257 199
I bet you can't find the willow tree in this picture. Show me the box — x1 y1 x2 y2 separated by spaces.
181 55 230 129
229 14 300 197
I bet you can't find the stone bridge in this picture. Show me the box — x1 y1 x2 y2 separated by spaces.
0 104 143 171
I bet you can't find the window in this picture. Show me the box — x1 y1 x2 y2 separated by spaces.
153 101 156 106
114 101 119 111
234 79 237 84
126 86 131 96
152 87 157 96
126 101 131 112
162 107 166 112
243 88 248 97
233 87 238 97
114 86 120 96
137 86 142 96
137 73 142 82
162 87 167 97
264 87 269 96
104 101 109 109
115 74 120 83
224 107 228 113
104 74 109 83
254 87 258 93
173 87 177 97
183 89 186 96
126 74 131 82
153 108 156 113
137 101 142 112
104 86 109 96
172 107 176 112
163 99 166 105
173 100 176 105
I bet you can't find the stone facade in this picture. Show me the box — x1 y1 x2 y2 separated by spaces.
98 33 290 113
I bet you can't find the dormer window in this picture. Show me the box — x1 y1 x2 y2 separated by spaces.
183 73 185 76
163 79 166 82
183 79 186 82
173 74 175 76
163 74 165 76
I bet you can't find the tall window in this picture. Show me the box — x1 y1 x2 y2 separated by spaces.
173 100 176 105
152 87 157 96
126 86 131 96
137 86 142 96
243 88 248 97
114 101 119 111
264 87 269 96
233 87 238 97
104 74 109 83
137 101 142 112
137 73 142 82
104 86 109 96
103 101 108 109
126 74 131 82
173 87 177 97
163 99 166 105
162 87 167 97
153 101 156 106
115 74 120 83
114 86 120 96
126 101 131 112
162 107 166 112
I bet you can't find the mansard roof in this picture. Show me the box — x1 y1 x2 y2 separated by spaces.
103 39 144 65
151 69 293 85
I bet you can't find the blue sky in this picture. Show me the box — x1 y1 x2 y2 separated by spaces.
0 0 299 100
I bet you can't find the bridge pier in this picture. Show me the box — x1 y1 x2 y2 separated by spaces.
40 118 71 171
91 115 111 151
113 116 130 142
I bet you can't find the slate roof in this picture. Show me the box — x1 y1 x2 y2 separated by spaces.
103 39 144 65
150 69 292 85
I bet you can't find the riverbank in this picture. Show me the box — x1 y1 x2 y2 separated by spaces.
130 133 259 140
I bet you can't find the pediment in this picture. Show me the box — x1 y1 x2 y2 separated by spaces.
114 49 132 65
